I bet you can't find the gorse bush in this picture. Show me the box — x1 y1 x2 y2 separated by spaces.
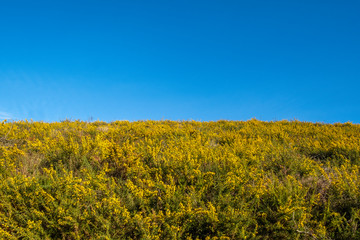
0 119 360 239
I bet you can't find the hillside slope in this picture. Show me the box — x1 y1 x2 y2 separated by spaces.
1 120 360 239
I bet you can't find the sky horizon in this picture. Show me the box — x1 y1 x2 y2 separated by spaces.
1 1 359 123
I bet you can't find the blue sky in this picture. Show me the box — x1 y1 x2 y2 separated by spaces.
0 0 359 123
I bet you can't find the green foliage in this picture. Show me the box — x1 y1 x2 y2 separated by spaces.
0 119 360 239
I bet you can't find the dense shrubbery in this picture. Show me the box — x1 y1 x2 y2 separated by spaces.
0 119 360 239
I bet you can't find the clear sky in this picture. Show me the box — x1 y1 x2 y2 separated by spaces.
0 0 359 123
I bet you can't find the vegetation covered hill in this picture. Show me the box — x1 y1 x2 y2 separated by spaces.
0 119 360 239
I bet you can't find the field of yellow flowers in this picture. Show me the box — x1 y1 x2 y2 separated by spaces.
0 119 360 239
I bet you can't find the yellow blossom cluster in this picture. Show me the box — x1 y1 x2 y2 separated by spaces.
0 119 360 239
